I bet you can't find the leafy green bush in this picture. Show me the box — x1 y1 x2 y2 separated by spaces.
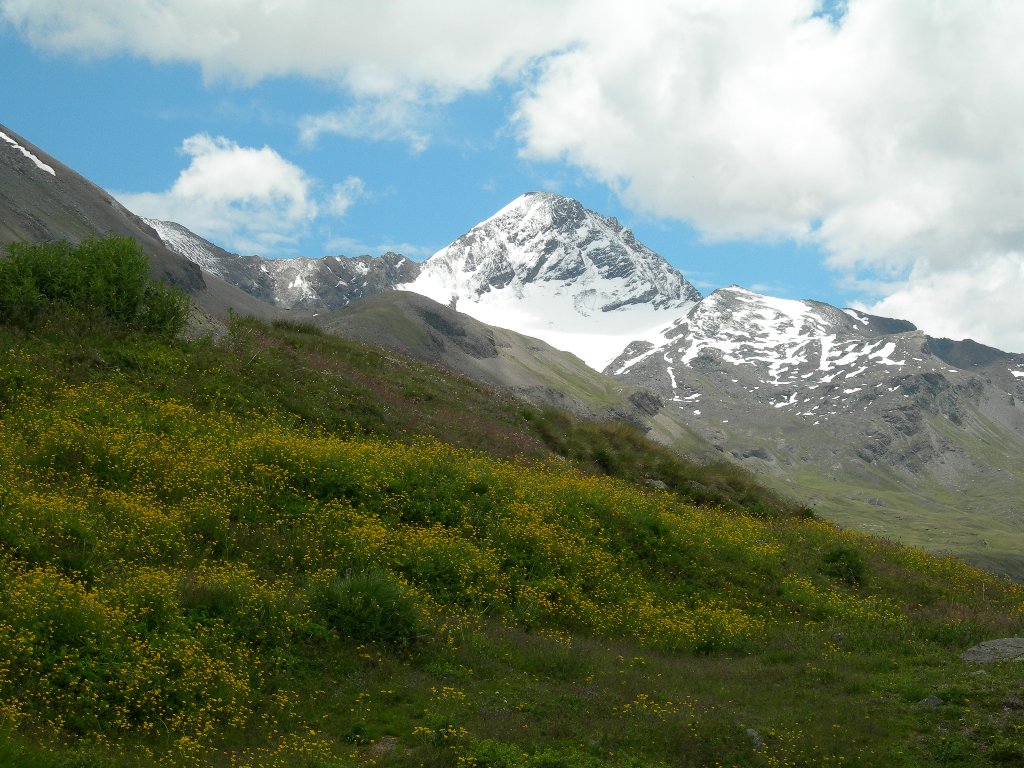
311 569 424 647
0 237 188 336
821 546 866 586
466 739 529 768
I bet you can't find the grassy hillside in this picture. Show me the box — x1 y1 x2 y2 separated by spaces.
2 240 1024 767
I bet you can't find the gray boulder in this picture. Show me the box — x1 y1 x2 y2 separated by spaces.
961 638 1024 664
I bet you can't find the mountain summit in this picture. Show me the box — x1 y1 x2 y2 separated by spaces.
401 192 701 369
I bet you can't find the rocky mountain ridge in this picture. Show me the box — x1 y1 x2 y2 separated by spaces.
148 191 703 369
404 192 700 310
143 219 419 310
612 285 1024 465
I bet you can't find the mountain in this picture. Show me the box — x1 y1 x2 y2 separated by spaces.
15 127 1024 577
610 285 1024 458
144 218 419 310
149 191 702 370
612 286 1024 576
144 219 652 422
401 192 701 369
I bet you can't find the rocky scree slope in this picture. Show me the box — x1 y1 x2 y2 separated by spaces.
321 290 659 424
0 123 202 292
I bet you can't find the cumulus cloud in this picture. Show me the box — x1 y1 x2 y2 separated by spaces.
518 1 1024 257
860 255 1024 350
117 134 360 255
512 0 1024 350
0 0 577 95
0 0 579 151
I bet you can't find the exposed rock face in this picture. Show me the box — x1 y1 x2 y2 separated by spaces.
628 389 663 417
410 193 699 307
610 284 1024 479
144 219 420 310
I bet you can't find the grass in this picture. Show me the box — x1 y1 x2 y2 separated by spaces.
0 262 1023 765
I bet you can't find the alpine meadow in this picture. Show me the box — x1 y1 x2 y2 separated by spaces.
0 236 1023 767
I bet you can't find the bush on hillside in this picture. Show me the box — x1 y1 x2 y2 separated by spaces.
310 569 425 647
821 545 866 586
0 236 189 336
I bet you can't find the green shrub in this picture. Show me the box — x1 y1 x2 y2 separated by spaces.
0 237 188 336
136 280 191 335
177 564 299 647
821 546 866 587
311 569 424 647
466 739 529 768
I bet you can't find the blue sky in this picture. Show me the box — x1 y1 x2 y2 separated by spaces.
3 1 1024 351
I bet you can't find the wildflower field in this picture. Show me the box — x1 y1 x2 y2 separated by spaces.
1 240 1023 767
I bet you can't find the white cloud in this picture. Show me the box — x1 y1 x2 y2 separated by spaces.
117 134 360 255
861 254 1024 351
517 1 1024 258
299 100 430 152
512 0 1024 350
0 0 577 95
327 177 366 218
1 0 579 151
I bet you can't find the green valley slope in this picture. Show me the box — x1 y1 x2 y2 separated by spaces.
1 245 1023 767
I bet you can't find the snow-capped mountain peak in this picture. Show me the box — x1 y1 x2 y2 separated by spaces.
401 192 700 369
612 286 917 389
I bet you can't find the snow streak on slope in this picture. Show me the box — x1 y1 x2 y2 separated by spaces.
675 288 906 381
144 219 224 275
403 192 700 370
0 130 55 176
